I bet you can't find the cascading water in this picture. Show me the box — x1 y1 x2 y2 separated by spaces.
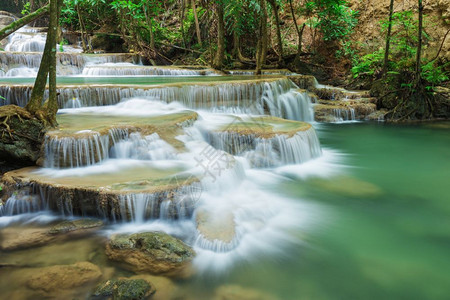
1 78 316 122
332 107 356 122
0 22 325 277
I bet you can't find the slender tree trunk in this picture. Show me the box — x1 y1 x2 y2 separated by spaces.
288 0 304 57
191 0 202 45
180 0 187 48
415 0 423 81
0 3 49 41
261 0 268 65
267 0 283 63
144 5 155 49
255 0 268 74
76 4 88 52
382 0 395 77
213 3 225 70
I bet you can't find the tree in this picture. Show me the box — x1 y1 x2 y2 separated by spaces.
25 0 62 126
382 0 395 77
415 0 423 84
212 1 225 70
192 0 202 46
267 0 283 64
288 0 306 58
255 0 268 74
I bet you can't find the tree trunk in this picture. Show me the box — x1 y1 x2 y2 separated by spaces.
267 0 283 63
415 0 423 81
76 4 88 52
180 0 187 48
0 3 49 41
191 0 202 46
382 0 395 77
255 0 268 74
288 0 304 57
26 0 60 126
213 3 225 70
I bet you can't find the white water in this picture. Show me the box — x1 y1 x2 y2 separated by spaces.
0 24 334 274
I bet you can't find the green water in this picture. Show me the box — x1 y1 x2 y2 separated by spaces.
220 122 450 300
1 122 449 299
0 75 274 86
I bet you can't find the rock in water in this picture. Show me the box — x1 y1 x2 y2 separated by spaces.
26 262 102 293
214 284 279 300
48 218 104 234
0 227 55 251
92 278 155 300
105 232 195 278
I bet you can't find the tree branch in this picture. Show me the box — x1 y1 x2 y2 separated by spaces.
0 3 49 41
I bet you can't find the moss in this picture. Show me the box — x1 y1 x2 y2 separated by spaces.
93 279 154 300
48 218 104 235
0 105 46 163
287 75 317 90
110 232 195 261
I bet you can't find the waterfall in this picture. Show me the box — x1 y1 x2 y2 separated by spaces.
332 107 356 122
204 127 322 168
0 190 43 216
82 64 219 76
117 187 198 222
1 78 315 121
44 128 129 168
110 132 176 160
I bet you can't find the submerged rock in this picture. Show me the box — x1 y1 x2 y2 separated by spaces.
129 275 177 300
105 232 195 278
0 226 55 251
195 209 237 252
26 261 102 294
309 176 382 198
92 278 155 300
214 284 279 300
48 218 104 234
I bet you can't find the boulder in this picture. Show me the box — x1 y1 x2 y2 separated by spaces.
105 232 195 278
92 278 155 300
27 262 102 294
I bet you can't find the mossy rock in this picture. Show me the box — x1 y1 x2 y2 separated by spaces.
287 75 317 90
48 218 104 235
93 279 155 300
106 232 195 278
0 105 46 164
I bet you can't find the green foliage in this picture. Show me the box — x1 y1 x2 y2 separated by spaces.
21 2 31 16
58 39 68 52
351 48 384 78
303 0 358 41
352 10 448 86
421 61 449 86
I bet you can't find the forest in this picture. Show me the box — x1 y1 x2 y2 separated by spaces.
1 0 449 122
0 1 449 300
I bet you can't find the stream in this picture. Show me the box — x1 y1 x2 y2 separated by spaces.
0 21 449 300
